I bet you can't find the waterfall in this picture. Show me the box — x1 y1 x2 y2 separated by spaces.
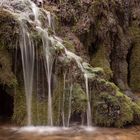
19 0 54 126
1 0 55 125
84 74 92 126
67 84 72 127
19 21 35 125
1 0 96 127
64 49 93 126
41 29 54 126
62 72 66 127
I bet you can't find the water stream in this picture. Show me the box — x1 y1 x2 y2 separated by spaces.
1 0 94 127
1 125 140 140
84 74 92 126
19 21 35 125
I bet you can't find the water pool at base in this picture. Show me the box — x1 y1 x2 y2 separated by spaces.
1 125 140 140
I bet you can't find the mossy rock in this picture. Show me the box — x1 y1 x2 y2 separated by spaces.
71 84 87 113
52 76 87 125
13 87 48 125
0 11 18 88
12 88 26 125
0 48 17 87
90 44 112 80
129 25 140 91
63 40 75 52
0 10 19 49
13 75 87 126
92 80 140 127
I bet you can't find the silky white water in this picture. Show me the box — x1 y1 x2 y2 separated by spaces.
1 0 55 125
84 74 92 126
1 0 95 127
67 84 73 127
20 21 35 125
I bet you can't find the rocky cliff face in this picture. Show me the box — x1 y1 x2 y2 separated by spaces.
48 0 140 93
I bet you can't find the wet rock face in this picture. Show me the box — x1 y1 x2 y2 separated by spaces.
42 0 140 127
0 10 19 48
127 0 140 92
91 79 140 127
53 0 140 92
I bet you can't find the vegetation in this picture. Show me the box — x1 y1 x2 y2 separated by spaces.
92 79 140 127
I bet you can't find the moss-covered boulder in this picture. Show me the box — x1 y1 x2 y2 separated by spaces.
0 10 19 48
0 9 19 87
90 44 112 80
0 49 17 87
92 79 140 127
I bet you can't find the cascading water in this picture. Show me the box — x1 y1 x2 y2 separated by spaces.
19 21 35 125
84 74 92 126
67 84 73 127
62 72 66 127
1 0 55 125
39 28 54 126
1 0 95 127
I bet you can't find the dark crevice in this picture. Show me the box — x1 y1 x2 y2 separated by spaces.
88 37 100 57
0 85 14 122
70 112 84 125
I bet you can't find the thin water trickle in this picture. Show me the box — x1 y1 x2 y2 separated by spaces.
64 48 93 126
62 72 66 127
19 22 35 125
84 74 92 127
46 55 54 126
41 29 54 126
67 84 73 127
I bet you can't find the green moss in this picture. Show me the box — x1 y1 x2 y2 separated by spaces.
63 40 75 52
115 95 133 127
0 49 17 87
31 94 48 125
92 79 140 127
52 77 87 125
0 10 19 49
71 84 87 113
0 10 18 95
52 77 64 125
12 88 26 125
13 88 49 125
13 76 87 126
90 45 112 80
